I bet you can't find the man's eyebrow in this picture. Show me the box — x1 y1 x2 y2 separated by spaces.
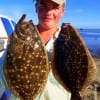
53 3 59 7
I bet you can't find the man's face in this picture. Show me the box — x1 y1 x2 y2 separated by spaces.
36 0 64 29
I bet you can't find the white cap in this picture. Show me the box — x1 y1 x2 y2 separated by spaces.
51 0 66 5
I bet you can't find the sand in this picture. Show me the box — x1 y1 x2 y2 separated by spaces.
94 57 100 82
93 57 100 100
82 57 100 100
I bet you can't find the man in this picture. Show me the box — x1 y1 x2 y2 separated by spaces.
33 0 71 100
35 0 64 44
0 0 71 99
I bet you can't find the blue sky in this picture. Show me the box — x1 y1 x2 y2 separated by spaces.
0 0 100 28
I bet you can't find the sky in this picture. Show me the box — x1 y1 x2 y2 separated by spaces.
0 0 100 28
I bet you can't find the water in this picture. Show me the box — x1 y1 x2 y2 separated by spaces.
78 28 100 57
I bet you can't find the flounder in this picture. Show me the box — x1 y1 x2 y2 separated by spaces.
52 23 96 100
3 15 49 100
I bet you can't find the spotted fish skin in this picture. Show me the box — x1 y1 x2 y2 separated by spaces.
52 23 96 100
3 15 49 100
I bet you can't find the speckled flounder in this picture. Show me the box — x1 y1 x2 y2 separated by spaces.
3 15 49 100
52 23 96 100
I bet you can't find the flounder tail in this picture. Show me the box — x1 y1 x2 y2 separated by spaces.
71 92 82 100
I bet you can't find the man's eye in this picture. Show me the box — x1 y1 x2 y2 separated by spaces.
53 6 60 10
53 5 61 9
52 3 60 9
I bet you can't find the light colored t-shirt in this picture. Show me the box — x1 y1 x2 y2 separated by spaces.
35 28 71 100
0 28 71 100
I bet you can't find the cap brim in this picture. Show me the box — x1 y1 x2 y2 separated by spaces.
51 0 64 5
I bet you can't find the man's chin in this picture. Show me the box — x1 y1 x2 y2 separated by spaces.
41 22 56 29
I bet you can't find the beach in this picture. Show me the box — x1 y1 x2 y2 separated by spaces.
82 56 100 100
93 57 100 100
94 57 100 83
78 28 100 100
